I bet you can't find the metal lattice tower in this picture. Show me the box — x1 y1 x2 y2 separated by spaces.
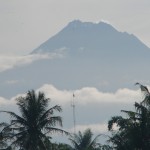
71 93 76 134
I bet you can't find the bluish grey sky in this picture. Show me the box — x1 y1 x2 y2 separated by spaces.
0 0 150 54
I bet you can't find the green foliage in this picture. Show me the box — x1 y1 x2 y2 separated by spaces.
0 122 13 149
48 142 73 150
108 84 150 150
0 90 68 150
69 128 103 150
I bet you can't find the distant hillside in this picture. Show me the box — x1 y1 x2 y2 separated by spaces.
32 20 150 60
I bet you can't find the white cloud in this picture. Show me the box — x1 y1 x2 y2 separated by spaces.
5 80 19 84
0 97 12 105
37 84 142 105
0 84 144 114
0 84 146 140
0 53 63 72
100 19 111 25
0 96 17 113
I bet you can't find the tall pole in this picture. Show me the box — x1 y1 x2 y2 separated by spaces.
72 93 76 134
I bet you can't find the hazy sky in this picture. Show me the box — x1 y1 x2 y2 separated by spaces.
1 0 150 55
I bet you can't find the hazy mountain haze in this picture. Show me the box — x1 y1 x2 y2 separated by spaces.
33 20 150 58
0 19 149 144
0 20 149 98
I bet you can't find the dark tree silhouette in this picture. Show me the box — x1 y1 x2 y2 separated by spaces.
69 128 104 150
0 122 12 149
0 90 68 150
108 84 150 150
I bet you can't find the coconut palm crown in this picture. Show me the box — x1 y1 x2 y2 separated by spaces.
69 128 101 150
1 90 68 150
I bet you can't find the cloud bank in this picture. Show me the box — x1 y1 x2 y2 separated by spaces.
37 84 142 105
0 53 63 72
0 84 145 133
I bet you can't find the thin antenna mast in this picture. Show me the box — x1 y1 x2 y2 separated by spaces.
72 93 76 134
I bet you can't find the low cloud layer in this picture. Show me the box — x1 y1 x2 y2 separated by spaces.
0 53 63 72
37 84 142 105
0 84 145 134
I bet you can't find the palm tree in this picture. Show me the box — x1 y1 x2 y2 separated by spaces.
48 142 73 150
0 122 12 150
69 128 101 150
1 90 68 150
108 83 150 150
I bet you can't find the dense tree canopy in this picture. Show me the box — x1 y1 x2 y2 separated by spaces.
108 83 150 150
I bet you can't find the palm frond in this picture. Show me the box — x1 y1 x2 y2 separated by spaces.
39 105 62 121
89 134 102 148
108 116 126 131
0 90 66 150
0 111 26 126
45 127 69 135
69 138 80 150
